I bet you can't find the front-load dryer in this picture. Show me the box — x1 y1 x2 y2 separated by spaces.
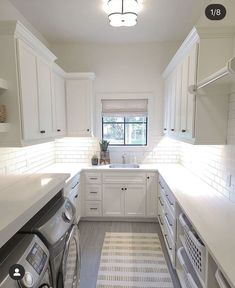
21 196 80 288
0 233 52 288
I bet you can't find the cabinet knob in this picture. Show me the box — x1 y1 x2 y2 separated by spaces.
147 176 150 179
125 188 127 190
121 188 124 190
87 129 90 132
40 130 45 134
57 129 61 132
164 128 167 131
171 129 174 131
182 129 186 133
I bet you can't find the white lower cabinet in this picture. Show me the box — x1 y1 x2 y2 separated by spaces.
83 171 158 219
125 185 146 217
103 184 125 217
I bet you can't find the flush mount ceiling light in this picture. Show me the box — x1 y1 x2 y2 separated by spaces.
105 0 141 27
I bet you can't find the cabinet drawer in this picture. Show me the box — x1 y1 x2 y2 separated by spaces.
86 185 102 201
164 198 175 233
85 201 102 216
103 172 146 184
85 172 101 184
164 217 174 263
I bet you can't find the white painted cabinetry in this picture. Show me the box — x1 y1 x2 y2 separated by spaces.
17 39 41 141
103 184 125 216
0 21 57 146
66 73 95 137
52 64 66 137
163 27 233 144
83 170 158 219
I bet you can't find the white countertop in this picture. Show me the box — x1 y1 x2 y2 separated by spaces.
38 163 88 183
0 173 69 248
157 164 235 288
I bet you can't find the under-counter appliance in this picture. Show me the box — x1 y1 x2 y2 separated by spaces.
0 234 52 288
21 196 80 288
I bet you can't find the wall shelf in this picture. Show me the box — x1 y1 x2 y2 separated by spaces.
0 123 10 133
189 56 235 94
0 79 8 91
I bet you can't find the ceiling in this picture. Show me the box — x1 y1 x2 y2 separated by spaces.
9 0 208 43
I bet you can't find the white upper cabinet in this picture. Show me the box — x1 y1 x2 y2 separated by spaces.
163 27 234 145
37 56 53 138
0 21 57 146
17 39 40 141
66 73 95 137
52 64 66 137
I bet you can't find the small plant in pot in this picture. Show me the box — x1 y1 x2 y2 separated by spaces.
99 140 110 165
91 154 99 166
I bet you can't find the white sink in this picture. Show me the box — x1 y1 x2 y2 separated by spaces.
109 164 140 168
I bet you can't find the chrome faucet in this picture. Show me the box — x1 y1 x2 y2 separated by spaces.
122 153 126 164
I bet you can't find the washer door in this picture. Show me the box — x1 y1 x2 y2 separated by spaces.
59 225 80 288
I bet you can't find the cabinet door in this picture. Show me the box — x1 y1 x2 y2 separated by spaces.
180 43 198 139
146 173 158 217
125 185 146 217
17 39 40 141
66 79 92 136
37 57 53 137
103 184 125 216
169 70 177 135
52 72 66 136
163 76 171 133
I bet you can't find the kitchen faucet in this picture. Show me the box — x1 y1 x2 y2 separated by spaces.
122 153 126 164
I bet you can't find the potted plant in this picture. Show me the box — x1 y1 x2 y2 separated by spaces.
99 140 110 165
91 154 99 166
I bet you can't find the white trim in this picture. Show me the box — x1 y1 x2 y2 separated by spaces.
53 63 66 77
0 21 57 62
66 72 96 80
163 26 235 79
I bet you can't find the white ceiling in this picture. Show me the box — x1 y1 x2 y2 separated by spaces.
9 0 207 43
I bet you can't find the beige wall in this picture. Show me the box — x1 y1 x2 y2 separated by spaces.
52 42 179 136
0 0 50 47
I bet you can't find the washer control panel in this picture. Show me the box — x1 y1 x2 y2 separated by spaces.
26 242 47 275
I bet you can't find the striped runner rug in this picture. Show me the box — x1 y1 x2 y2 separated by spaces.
96 232 174 288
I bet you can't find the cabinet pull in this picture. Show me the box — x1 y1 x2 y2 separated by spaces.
171 129 174 131
158 215 164 226
159 182 164 189
164 128 167 131
57 129 61 132
40 130 45 134
74 194 78 198
87 128 90 132
164 234 172 251
182 129 186 133
165 213 173 227
166 195 174 206
90 177 98 180
72 182 79 189
158 197 164 207
90 207 98 210
90 191 97 194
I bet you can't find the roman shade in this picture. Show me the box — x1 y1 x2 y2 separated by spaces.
101 99 148 116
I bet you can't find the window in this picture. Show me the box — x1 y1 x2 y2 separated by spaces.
102 116 147 146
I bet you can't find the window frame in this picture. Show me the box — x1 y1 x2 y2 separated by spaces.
102 116 148 146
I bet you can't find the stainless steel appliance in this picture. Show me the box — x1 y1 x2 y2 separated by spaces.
0 234 52 288
22 196 80 288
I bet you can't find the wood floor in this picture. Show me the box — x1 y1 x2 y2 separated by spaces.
78 221 181 288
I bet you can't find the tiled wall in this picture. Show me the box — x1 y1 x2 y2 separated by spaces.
180 92 235 202
0 142 55 175
54 137 180 165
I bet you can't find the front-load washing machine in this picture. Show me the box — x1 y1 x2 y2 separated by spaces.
0 233 53 288
21 196 80 288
